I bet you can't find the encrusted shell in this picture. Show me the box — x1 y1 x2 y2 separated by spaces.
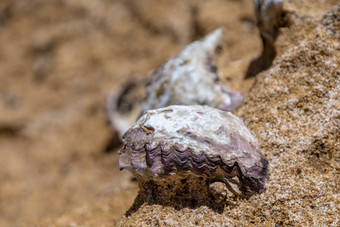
140 28 243 113
107 28 243 138
106 80 145 138
119 105 268 194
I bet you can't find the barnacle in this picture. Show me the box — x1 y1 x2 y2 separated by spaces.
119 105 268 195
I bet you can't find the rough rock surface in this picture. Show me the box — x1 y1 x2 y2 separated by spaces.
117 3 340 227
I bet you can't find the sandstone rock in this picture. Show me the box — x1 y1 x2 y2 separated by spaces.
118 3 340 226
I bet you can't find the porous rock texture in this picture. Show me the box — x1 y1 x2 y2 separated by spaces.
117 3 340 227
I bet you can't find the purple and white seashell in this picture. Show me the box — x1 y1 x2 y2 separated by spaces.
107 28 243 138
140 28 243 113
119 105 268 194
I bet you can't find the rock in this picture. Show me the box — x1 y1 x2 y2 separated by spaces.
118 3 340 226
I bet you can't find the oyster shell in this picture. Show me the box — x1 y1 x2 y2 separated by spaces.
140 28 243 113
107 28 243 138
253 0 283 40
106 80 145 138
119 105 268 194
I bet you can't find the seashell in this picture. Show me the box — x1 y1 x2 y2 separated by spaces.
140 28 243 113
106 80 145 138
107 28 243 138
119 105 268 194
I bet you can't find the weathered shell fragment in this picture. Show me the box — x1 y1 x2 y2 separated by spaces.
119 105 268 194
107 28 243 138
140 28 243 113
106 80 146 138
